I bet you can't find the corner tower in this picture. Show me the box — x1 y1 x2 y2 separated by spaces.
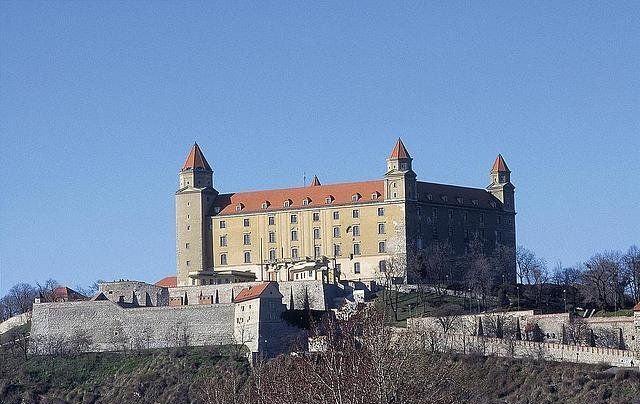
486 154 515 212
384 138 417 201
176 143 218 286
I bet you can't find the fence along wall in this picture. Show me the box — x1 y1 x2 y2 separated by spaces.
418 333 637 367
408 311 638 350
30 300 234 353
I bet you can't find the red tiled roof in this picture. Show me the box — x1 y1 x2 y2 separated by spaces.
491 154 510 173
234 282 273 303
633 302 640 311
182 143 212 172
214 180 384 215
309 175 321 187
389 138 411 159
52 286 70 300
155 276 177 288
52 286 87 301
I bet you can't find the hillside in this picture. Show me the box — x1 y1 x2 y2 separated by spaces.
2 345 640 404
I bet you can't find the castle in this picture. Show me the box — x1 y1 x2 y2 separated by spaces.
23 139 640 367
26 138 520 360
176 138 517 286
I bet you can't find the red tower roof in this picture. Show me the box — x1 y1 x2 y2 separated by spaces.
182 143 212 171
389 138 411 159
491 154 510 173
309 175 321 186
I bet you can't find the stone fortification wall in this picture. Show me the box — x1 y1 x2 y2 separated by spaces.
30 300 234 353
98 281 169 307
412 332 637 367
169 280 334 310
408 311 637 349
0 312 31 335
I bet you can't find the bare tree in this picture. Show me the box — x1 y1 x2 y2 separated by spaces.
515 246 541 285
623 245 640 303
381 222 408 322
432 303 463 334
581 252 623 310
464 238 493 310
530 261 549 311
35 278 59 302
565 317 590 345
5 283 36 315
421 240 454 295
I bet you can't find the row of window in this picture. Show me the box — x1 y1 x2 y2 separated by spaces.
218 208 385 229
420 194 499 208
218 223 386 247
214 209 509 230
235 193 383 212
419 208 512 225
218 241 387 265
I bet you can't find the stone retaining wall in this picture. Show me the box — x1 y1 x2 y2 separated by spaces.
421 333 637 367
0 312 31 335
30 300 234 353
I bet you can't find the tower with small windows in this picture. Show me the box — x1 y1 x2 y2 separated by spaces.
383 138 417 201
176 143 218 286
486 154 515 212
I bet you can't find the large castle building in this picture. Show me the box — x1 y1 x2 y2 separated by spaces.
175 139 516 287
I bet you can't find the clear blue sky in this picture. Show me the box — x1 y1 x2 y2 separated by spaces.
1 2 638 294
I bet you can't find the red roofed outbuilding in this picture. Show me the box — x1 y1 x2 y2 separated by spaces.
51 286 87 302
155 276 177 288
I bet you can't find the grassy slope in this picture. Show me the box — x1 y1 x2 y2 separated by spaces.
0 346 248 404
451 354 640 404
1 347 639 404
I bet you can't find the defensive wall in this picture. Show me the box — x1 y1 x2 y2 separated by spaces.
30 300 235 353
168 280 339 310
408 310 639 351
411 332 637 367
98 280 169 307
0 312 31 335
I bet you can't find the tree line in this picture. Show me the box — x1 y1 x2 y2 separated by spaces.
382 236 639 314
0 279 99 322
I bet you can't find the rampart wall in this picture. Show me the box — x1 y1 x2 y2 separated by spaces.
417 333 637 367
408 311 638 350
98 281 169 306
0 312 31 335
30 300 234 353
168 280 333 310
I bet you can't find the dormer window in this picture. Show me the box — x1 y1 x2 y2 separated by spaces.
456 197 463 204
236 203 244 212
472 199 479 206
490 201 497 208
351 193 361 202
325 195 334 204
371 192 380 200
427 194 433 201
441 195 448 202
283 199 292 208
261 201 270 209
302 197 311 206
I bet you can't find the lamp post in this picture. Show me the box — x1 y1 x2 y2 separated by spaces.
563 289 567 313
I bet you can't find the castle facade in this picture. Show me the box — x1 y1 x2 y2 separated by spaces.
176 139 516 287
